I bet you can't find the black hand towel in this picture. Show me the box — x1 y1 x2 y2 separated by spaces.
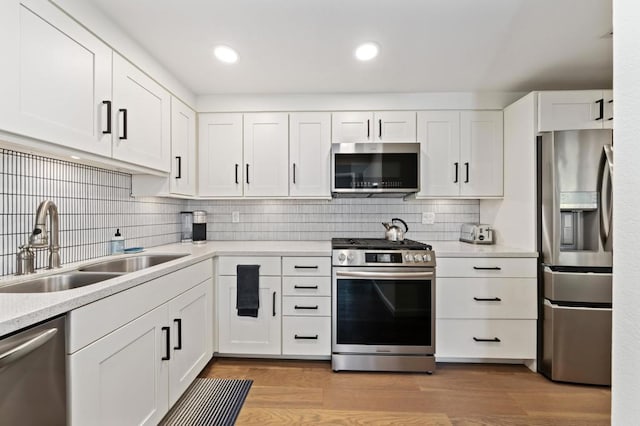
236 265 260 317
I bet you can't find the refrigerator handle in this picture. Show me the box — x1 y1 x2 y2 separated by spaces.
598 145 613 248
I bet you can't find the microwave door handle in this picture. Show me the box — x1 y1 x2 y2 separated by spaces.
335 271 434 280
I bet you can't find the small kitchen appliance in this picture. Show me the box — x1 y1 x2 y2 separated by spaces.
382 218 409 242
459 223 494 244
331 237 436 373
180 211 193 242
192 210 207 244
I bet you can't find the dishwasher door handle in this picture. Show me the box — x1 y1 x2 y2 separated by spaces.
0 328 58 369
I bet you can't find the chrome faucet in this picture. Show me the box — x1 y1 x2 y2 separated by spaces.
29 200 61 269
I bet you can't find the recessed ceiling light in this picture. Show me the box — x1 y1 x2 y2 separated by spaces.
70 155 81 160
213 45 239 64
355 42 379 61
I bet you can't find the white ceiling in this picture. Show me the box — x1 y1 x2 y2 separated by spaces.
85 0 612 95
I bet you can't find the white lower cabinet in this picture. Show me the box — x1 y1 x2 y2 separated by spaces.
282 316 331 356
435 256 537 364
68 261 213 425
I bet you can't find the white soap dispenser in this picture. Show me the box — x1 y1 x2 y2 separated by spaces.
110 229 125 254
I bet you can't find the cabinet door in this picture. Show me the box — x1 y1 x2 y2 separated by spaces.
168 280 213 406
112 53 171 172
603 90 614 129
0 0 112 157
289 112 331 197
538 90 606 131
244 113 289 197
170 97 196 195
373 111 417 142
416 111 461 197
460 111 503 197
217 275 281 355
332 112 373 142
198 113 244 197
69 305 169 426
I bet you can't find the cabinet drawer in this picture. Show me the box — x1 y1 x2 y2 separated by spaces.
436 319 536 359
282 276 331 296
217 256 281 276
282 257 331 276
436 278 537 319
437 257 536 278
283 296 331 316
282 317 331 356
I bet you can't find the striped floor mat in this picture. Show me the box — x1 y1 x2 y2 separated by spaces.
160 378 253 426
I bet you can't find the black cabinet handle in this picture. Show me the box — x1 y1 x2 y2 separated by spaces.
175 156 182 179
161 326 171 360
294 285 319 289
473 337 501 343
272 291 276 317
246 164 250 184
295 335 319 340
235 164 239 184
119 108 128 140
473 297 502 302
102 100 112 134
454 162 459 183
473 266 502 271
464 162 469 183
173 319 182 350
378 119 382 138
293 163 296 184
367 119 370 139
294 305 319 310
294 265 318 269
595 98 604 120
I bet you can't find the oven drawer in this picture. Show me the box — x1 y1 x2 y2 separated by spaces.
437 258 536 278
282 317 331 356
283 296 331 316
282 276 331 296
436 319 536 359
436 278 537 319
282 257 331 276
217 256 281 276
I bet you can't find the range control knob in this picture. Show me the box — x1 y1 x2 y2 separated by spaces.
338 253 346 262
423 254 431 262
347 254 354 263
404 254 413 262
414 254 423 262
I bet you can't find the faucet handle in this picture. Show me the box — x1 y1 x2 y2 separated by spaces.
16 245 35 275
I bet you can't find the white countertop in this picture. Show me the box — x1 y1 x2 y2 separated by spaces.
0 239 535 337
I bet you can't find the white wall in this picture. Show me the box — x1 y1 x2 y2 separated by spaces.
612 0 640 423
480 93 537 250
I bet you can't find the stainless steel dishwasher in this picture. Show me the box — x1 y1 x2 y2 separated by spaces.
0 315 66 425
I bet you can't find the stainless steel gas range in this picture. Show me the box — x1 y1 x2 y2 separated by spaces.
331 238 436 373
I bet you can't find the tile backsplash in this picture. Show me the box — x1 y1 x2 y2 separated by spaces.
187 198 479 242
0 149 182 276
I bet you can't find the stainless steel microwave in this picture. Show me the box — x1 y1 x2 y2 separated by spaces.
331 143 420 197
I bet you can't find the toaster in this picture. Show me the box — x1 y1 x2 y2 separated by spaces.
459 223 495 245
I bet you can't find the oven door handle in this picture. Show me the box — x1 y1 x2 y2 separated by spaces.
335 271 434 279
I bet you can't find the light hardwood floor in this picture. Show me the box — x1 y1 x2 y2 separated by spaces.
200 358 610 425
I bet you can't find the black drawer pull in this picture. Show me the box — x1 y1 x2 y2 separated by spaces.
295 334 319 340
294 265 319 269
595 98 604 120
119 108 128 140
272 291 276 317
473 297 502 302
473 337 501 343
102 100 112 134
473 266 502 271
294 305 318 310
161 326 171 360
294 285 319 289
173 318 182 350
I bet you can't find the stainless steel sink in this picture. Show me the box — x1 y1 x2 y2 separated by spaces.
78 254 188 273
0 272 122 293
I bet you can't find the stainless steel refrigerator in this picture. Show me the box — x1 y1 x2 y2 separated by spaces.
537 129 613 386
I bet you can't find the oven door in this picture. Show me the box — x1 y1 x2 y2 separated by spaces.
332 267 435 355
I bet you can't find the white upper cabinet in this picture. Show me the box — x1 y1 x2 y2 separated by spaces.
417 110 503 197
112 54 171 172
332 111 416 143
289 112 331 198
0 0 113 157
538 90 614 132
170 98 196 196
243 113 290 197
198 113 244 197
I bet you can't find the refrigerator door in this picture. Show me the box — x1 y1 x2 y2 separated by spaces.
543 267 611 304
539 130 613 267
542 300 611 385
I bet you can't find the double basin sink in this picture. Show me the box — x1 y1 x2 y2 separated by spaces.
0 254 188 293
